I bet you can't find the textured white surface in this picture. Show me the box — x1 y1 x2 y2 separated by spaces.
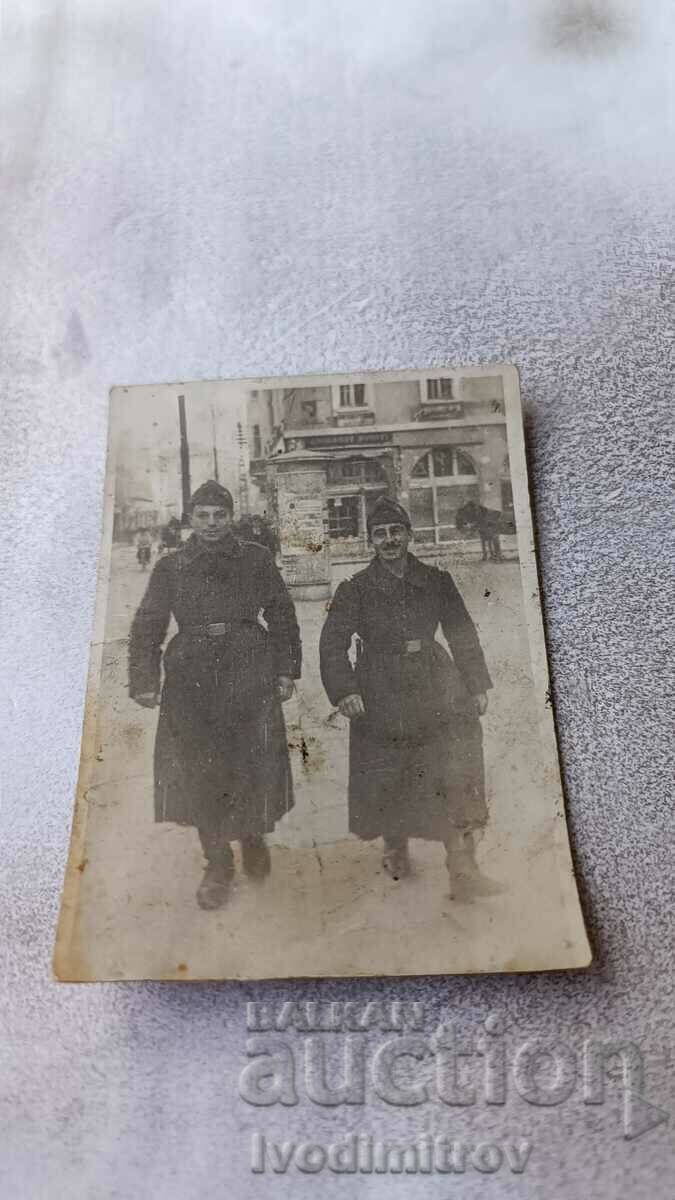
1 1 674 1196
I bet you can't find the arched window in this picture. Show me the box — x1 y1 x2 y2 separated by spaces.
410 447 476 479
408 446 479 543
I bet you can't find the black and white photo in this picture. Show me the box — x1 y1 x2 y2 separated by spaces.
55 366 590 980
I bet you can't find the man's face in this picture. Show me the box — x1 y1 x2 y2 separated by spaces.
370 522 410 562
191 504 233 544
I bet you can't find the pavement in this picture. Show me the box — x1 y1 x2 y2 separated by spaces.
61 544 587 980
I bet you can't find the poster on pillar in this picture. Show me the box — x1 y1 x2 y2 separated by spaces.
276 469 332 599
54 366 591 981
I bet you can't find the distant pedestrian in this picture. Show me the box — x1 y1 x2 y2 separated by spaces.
237 514 281 557
136 527 152 570
157 516 182 555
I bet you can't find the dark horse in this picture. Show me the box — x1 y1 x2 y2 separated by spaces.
456 501 506 562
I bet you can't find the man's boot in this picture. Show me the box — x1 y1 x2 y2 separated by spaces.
196 832 235 911
382 835 411 880
241 835 271 881
445 831 505 902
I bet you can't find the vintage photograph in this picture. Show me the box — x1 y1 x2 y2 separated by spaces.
54 367 591 980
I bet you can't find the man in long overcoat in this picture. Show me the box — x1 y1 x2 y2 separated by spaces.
129 480 301 910
319 496 500 900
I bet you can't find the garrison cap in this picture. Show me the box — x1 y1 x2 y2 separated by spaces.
189 480 234 513
366 495 412 535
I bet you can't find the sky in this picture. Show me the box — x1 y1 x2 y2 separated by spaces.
112 379 249 513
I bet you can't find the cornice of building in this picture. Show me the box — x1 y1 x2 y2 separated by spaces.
283 415 506 437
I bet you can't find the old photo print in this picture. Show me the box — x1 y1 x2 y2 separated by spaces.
54 366 591 980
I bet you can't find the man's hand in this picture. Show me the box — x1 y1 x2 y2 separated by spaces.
338 693 365 719
278 675 295 703
475 692 488 716
134 692 159 708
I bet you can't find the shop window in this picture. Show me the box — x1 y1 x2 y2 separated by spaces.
437 483 480 541
436 486 459 526
364 459 385 483
410 455 430 479
409 447 479 543
327 458 386 484
327 496 361 538
432 447 455 477
409 488 434 533
343 460 363 480
455 449 476 476
327 460 361 483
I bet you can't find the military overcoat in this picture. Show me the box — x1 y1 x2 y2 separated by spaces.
128 534 301 840
319 553 492 842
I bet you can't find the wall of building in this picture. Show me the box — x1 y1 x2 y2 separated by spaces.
246 380 511 554
372 379 420 422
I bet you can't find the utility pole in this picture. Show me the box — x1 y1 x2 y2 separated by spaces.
237 422 249 516
210 405 220 483
178 394 192 522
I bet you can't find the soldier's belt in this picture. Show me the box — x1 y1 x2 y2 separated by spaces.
366 638 433 657
182 622 233 638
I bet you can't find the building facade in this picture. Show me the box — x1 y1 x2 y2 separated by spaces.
248 373 512 577
113 449 180 542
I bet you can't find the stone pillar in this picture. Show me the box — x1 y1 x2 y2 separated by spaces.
275 461 331 600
